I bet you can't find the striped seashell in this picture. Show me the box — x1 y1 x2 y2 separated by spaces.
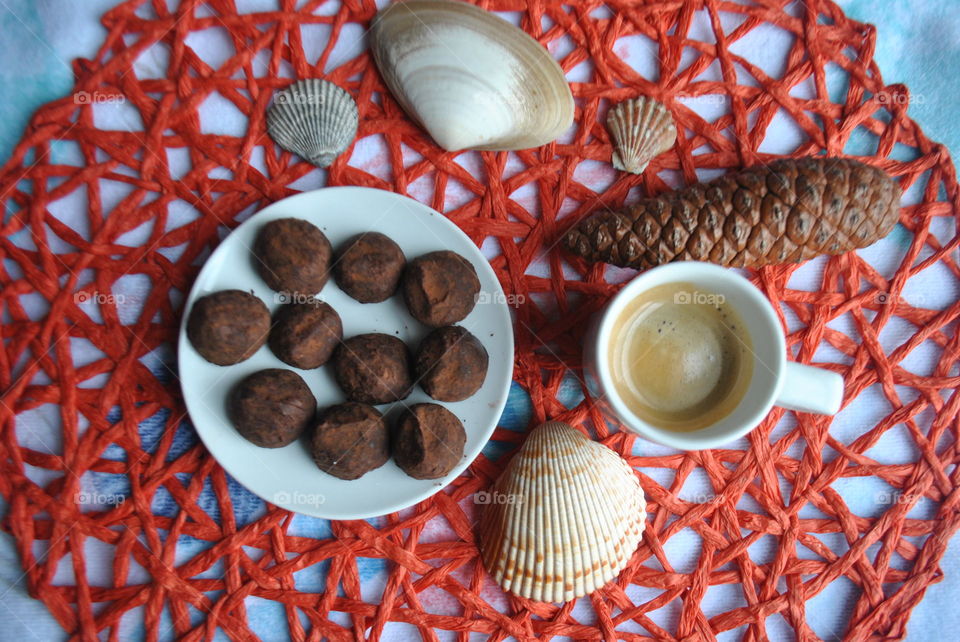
606 96 676 174
478 420 647 602
370 0 573 152
266 79 358 168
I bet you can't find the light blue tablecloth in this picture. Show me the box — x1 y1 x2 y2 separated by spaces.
0 1 957 640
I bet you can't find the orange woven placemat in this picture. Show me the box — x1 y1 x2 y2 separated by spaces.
1 0 959 639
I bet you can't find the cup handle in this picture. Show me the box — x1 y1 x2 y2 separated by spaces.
774 362 844 415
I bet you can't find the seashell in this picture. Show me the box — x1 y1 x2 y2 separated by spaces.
606 96 676 174
478 421 647 602
370 0 574 152
266 79 358 168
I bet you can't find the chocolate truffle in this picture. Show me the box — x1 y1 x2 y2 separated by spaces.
415 326 488 401
253 217 332 295
186 290 270 365
332 333 413 404
227 369 316 448
268 300 343 369
334 232 406 303
311 402 389 480
402 250 481 327
393 403 466 480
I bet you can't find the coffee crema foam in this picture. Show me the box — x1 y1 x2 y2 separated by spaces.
607 282 753 432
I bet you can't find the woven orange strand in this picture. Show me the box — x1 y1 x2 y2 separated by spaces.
0 0 959 640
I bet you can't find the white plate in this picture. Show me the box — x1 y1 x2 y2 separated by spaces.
177 187 513 519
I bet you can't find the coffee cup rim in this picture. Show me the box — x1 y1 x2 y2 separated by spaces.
594 261 786 450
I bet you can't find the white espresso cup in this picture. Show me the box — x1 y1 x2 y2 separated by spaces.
584 262 844 450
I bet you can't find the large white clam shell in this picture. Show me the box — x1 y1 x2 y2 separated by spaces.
266 79 358 168
478 421 647 602
370 0 574 152
606 96 676 174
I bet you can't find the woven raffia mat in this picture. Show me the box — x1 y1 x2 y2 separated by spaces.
1 0 959 639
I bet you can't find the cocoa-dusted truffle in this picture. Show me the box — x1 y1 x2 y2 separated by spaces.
402 250 480 327
334 232 406 303
268 300 342 369
253 217 332 295
186 290 270 365
333 333 413 404
311 402 389 480
415 326 488 401
393 403 466 479
227 369 316 448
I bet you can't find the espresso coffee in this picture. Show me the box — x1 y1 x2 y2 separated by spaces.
607 282 753 432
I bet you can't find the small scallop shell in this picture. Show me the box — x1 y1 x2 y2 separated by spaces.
478 421 647 603
267 79 358 168
606 97 676 174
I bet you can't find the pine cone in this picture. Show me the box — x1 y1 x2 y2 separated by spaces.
564 157 900 269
